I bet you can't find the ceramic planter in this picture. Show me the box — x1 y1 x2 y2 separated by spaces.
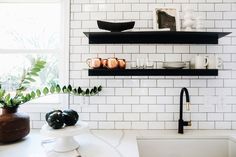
0 107 30 143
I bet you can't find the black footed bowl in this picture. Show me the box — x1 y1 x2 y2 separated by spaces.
97 20 135 32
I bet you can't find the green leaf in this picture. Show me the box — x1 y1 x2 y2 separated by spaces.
30 72 39 76
62 86 67 93
85 89 90 95
5 93 11 102
16 93 23 98
17 86 26 91
56 85 61 93
6 99 12 107
35 63 45 69
34 61 46 70
21 96 27 103
90 89 94 95
26 93 31 101
22 81 30 84
43 87 49 95
25 77 36 82
72 88 77 94
31 91 36 99
50 86 55 94
37 60 46 65
98 86 102 92
11 98 21 106
0 89 5 98
77 87 82 94
36 89 41 97
31 67 41 73
10 99 14 106
68 85 72 92
93 86 97 93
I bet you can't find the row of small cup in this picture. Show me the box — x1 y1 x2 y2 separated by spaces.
126 55 223 69
127 60 189 69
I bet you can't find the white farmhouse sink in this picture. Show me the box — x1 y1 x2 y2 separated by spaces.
138 137 236 157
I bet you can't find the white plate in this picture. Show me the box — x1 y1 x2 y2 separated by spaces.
163 62 186 69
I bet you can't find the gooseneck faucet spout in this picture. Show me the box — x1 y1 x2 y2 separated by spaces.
178 87 191 134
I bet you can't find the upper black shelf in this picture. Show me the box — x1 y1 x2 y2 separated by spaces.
88 69 218 76
84 31 230 44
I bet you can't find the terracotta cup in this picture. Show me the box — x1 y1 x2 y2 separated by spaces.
86 58 102 69
118 59 126 69
101 59 108 68
107 58 119 69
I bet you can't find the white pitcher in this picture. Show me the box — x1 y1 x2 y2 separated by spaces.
208 56 223 69
195 55 209 69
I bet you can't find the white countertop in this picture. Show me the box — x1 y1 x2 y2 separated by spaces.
1 129 236 157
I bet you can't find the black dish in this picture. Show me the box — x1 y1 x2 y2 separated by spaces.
97 20 135 32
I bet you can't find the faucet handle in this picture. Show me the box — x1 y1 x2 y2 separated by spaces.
188 120 192 126
186 102 191 111
183 120 192 126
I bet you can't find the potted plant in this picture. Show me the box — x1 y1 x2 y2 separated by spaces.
0 59 102 143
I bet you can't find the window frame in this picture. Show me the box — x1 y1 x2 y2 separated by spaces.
0 0 70 108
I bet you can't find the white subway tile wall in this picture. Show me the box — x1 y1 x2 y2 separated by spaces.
68 0 236 130
29 0 236 129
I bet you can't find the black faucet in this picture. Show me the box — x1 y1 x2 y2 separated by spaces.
178 87 191 134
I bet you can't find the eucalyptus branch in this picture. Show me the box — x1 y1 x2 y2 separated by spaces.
0 85 102 108
0 59 102 109
20 85 102 104
16 59 46 96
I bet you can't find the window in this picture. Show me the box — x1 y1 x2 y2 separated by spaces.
0 0 69 105
0 2 61 50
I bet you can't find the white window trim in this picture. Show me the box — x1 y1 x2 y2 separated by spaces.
0 0 61 3
0 50 62 54
0 0 70 108
60 0 70 108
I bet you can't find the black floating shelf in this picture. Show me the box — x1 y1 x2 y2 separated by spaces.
84 31 230 44
88 69 218 76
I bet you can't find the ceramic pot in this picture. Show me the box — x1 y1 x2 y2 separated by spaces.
0 107 30 143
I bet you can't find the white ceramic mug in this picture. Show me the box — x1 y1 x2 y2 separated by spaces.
195 55 209 69
208 56 223 69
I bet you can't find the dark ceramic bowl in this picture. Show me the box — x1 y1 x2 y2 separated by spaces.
97 20 135 32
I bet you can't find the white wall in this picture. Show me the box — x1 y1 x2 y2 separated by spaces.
68 0 236 130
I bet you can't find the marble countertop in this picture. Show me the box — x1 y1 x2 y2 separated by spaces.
1 129 236 157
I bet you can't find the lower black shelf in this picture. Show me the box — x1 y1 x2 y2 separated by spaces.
88 69 218 76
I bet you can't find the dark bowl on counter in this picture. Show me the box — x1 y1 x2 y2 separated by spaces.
97 20 135 32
